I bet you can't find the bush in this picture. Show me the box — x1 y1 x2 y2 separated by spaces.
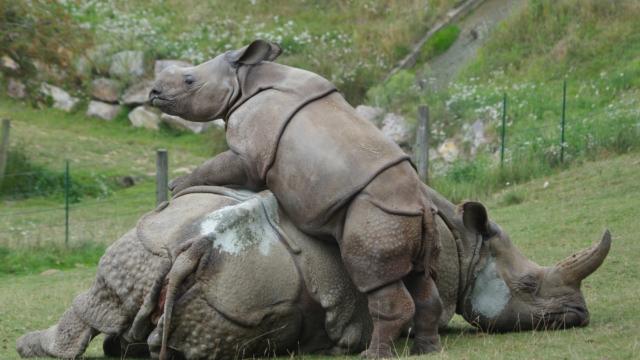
419 24 461 62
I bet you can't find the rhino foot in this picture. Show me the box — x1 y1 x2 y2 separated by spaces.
359 344 395 359
411 334 441 355
16 331 48 358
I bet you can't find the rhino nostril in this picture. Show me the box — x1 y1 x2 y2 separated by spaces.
150 87 162 97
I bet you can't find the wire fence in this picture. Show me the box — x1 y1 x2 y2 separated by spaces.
415 78 640 184
0 147 167 249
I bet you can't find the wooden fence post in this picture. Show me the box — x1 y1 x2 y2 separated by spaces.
156 149 168 205
414 105 429 183
0 119 10 183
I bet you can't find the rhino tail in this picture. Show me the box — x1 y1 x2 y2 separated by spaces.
159 235 212 360
423 201 441 281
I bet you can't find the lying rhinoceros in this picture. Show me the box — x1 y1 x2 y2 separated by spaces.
17 186 610 359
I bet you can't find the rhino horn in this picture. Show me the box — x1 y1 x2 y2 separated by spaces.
554 229 612 284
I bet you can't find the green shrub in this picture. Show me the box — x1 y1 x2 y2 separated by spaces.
419 24 461 62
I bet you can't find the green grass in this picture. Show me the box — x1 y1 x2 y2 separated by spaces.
418 24 461 62
0 151 638 359
0 96 221 253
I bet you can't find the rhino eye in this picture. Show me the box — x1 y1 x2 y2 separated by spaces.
184 75 195 85
515 274 539 294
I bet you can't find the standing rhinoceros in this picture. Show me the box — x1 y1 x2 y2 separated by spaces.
17 186 610 359
150 39 442 358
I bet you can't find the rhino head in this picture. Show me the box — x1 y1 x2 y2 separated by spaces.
458 201 611 332
149 40 282 122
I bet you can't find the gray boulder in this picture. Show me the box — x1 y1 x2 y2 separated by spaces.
121 79 154 106
85 44 113 74
465 120 486 156
90 78 120 103
380 112 412 149
160 113 222 133
355 105 384 127
40 83 79 112
437 138 459 163
7 78 26 99
110 51 145 79
129 106 161 130
154 60 192 78
86 100 121 121
1 55 20 71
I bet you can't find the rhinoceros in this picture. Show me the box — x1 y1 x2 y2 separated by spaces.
150 39 442 357
17 186 610 360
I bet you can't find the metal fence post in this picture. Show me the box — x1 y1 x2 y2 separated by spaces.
64 160 70 246
415 105 430 183
0 119 10 183
560 79 567 163
156 149 168 205
500 93 507 167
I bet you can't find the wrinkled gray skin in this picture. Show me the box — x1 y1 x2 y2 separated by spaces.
16 186 610 359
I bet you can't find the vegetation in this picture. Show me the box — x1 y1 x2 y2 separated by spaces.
418 24 461 62
363 0 640 200
0 0 460 103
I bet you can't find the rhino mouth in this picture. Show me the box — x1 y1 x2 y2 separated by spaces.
149 96 172 107
536 306 589 329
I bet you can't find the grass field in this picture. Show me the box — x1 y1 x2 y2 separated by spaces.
1 151 638 359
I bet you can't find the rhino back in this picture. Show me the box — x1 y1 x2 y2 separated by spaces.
267 92 409 233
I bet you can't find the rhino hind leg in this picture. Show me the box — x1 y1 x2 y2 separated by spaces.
403 272 443 354
16 307 97 358
360 281 415 358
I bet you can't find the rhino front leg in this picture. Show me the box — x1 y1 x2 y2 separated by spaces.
17 306 97 358
170 150 255 195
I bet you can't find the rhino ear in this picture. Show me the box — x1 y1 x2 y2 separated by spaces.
461 201 492 237
225 40 283 66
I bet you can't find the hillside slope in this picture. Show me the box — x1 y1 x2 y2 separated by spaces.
1 150 638 359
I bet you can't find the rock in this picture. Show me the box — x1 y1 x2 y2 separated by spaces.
121 79 154 105
73 56 92 79
110 50 145 78
7 78 26 99
40 83 79 112
116 175 136 188
173 166 194 175
40 269 60 276
128 106 161 130
160 113 222 133
87 100 121 121
86 44 113 74
465 120 486 155
154 60 192 78
355 105 384 127
380 113 412 148
1 55 19 71
437 139 459 163
90 77 120 103
33 60 66 82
